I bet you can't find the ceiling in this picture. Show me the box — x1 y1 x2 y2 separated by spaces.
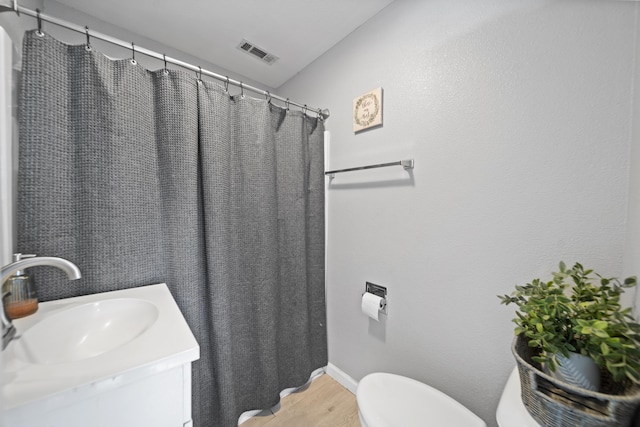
52 0 396 89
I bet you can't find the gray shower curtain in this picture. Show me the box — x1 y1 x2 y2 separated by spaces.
17 30 327 427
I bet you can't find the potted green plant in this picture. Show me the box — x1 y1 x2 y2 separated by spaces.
499 261 640 390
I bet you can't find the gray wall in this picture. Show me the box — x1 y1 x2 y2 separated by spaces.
628 114 640 306
280 0 639 425
625 7 640 310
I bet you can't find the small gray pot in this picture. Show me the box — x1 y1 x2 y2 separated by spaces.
547 352 601 392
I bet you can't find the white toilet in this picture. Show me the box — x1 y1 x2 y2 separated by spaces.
495 367 540 427
356 372 486 427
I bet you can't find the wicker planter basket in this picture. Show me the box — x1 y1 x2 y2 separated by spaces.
512 336 640 427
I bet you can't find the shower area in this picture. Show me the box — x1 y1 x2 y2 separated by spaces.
0 3 329 426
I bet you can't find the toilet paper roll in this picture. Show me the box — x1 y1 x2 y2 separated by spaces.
361 292 385 321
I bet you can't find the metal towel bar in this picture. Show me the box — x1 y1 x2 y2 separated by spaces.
324 159 414 178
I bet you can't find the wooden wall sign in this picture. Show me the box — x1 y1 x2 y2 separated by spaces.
353 87 383 132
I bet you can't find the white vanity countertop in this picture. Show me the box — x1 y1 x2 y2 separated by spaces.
2 283 200 410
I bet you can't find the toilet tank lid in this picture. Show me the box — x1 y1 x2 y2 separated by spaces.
357 373 486 427
496 368 541 427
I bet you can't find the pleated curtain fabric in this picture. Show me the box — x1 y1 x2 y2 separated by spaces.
17 30 327 427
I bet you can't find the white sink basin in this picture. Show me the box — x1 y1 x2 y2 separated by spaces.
14 298 159 365
3 284 199 413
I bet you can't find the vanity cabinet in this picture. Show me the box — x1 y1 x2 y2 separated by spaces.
5 362 194 427
2 284 200 427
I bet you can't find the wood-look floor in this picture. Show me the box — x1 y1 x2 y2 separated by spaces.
240 374 361 427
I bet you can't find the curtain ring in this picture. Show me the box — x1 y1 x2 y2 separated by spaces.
265 91 271 104
35 8 44 36
302 104 308 116
239 82 244 98
130 42 136 65
85 26 92 51
224 76 230 93
285 98 290 112
163 53 169 75
196 66 202 82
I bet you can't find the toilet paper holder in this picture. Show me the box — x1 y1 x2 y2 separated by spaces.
364 282 387 314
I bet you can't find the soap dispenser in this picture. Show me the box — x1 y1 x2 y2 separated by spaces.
2 253 39 319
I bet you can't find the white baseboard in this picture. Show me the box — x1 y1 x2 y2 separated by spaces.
325 362 358 395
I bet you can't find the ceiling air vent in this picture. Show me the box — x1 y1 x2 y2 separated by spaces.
237 39 279 65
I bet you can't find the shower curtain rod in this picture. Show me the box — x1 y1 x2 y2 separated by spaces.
0 0 330 120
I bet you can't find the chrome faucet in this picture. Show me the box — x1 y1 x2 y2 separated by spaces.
1 256 81 350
